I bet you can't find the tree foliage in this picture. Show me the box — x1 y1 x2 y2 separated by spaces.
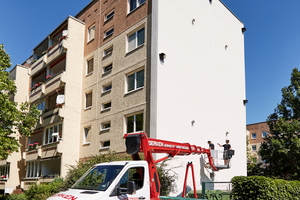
0 44 40 159
259 68 300 180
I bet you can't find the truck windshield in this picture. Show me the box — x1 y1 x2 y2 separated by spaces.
72 165 124 191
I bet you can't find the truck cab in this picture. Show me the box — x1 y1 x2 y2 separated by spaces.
47 160 150 200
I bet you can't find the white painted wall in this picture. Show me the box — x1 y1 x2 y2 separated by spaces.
151 0 246 195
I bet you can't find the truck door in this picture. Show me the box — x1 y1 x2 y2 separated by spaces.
111 166 149 200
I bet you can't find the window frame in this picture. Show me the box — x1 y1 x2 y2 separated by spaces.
127 27 145 52
83 127 91 145
0 165 10 180
86 57 94 75
103 46 113 57
105 10 115 21
44 123 63 145
85 91 93 109
126 68 144 93
100 140 110 149
101 121 111 131
252 145 257 151
251 133 256 139
102 101 112 111
102 83 112 93
126 112 144 134
103 63 113 74
129 0 146 13
262 131 267 138
88 25 95 42
104 27 114 38
26 161 41 179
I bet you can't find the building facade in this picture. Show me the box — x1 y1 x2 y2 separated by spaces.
246 122 269 163
4 0 246 194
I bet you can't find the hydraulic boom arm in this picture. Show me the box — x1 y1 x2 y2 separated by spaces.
124 132 217 199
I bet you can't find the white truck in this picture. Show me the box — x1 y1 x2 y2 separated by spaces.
47 132 233 200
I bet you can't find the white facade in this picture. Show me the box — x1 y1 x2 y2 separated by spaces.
150 0 246 194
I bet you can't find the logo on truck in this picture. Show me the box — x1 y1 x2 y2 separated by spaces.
51 194 78 200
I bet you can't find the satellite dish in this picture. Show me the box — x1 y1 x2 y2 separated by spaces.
62 30 68 36
26 58 32 64
56 95 65 105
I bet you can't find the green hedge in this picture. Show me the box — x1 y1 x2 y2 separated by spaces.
231 176 300 200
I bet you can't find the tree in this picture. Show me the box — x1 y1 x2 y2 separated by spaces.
0 44 40 159
259 68 300 180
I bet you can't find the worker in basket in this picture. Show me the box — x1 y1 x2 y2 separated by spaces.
217 140 231 165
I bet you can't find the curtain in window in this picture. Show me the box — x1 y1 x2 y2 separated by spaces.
137 69 144 88
137 28 145 46
87 58 94 74
128 33 136 51
86 93 92 108
127 74 135 92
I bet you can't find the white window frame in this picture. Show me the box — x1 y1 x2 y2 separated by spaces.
126 68 144 93
103 46 113 57
104 27 114 38
26 161 40 178
100 140 110 149
85 91 93 109
101 121 111 131
88 25 95 42
0 165 10 180
83 127 91 145
102 83 112 93
105 9 114 21
126 112 143 133
127 27 145 52
262 131 267 138
102 101 111 111
251 133 256 139
252 145 257 151
103 63 113 74
86 57 94 75
44 123 63 145
129 0 146 13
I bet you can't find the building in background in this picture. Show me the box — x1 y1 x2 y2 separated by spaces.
4 0 246 194
246 122 269 163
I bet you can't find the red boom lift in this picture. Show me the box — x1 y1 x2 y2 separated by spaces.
124 132 220 199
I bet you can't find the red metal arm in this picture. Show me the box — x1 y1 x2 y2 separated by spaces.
124 132 218 199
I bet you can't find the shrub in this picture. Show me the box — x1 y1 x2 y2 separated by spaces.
231 176 300 200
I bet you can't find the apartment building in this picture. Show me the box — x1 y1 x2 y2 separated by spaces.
246 122 269 163
4 0 246 194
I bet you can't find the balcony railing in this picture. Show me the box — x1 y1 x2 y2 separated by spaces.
31 36 68 76
29 71 66 103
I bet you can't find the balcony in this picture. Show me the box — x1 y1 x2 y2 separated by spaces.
30 71 66 103
31 33 68 76
41 107 63 127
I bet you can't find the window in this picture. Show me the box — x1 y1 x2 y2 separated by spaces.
103 46 113 57
129 0 146 12
262 131 267 138
87 58 94 75
126 112 143 133
104 27 114 38
127 69 144 92
103 64 113 74
118 167 144 193
44 123 63 144
251 133 256 139
105 10 114 21
36 100 45 112
101 141 110 149
252 145 257 151
102 102 111 111
88 25 95 42
101 121 111 131
85 92 92 108
127 27 145 52
26 161 40 178
84 127 91 144
0 165 10 180
103 83 112 93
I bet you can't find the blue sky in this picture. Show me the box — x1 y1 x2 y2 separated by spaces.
1 0 300 125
